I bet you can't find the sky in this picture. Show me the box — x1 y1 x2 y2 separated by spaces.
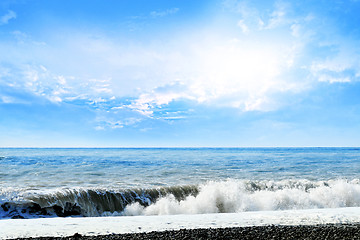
1 0 360 147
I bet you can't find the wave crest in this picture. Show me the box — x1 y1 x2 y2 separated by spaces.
1 179 360 219
0 185 198 218
123 179 360 215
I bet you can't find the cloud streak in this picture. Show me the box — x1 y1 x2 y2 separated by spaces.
150 8 179 18
0 10 16 25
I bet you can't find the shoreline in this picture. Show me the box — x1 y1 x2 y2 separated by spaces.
2 207 360 239
13 224 360 240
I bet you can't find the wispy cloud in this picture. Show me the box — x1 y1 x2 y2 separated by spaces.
0 10 16 25
266 2 289 29
126 7 179 31
124 82 191 117
150 8 179 18
237 20 249 34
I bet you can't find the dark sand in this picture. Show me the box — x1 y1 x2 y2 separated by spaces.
12 224 360 240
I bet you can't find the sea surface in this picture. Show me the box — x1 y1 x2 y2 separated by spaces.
1 147 360 219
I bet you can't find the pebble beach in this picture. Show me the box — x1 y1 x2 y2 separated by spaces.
11 224 360 240
2 208 360 240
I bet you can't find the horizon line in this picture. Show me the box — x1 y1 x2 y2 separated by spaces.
1 146 359 149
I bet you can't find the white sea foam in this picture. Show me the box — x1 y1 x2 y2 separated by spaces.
122 179 360 216
1 179 360 219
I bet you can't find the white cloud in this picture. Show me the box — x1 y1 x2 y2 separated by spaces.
150 8 179 18
0 10 16 25
117 35 299 114
310 42 360 84
184 37 301 111
89 78 113 94
0 96 15 103
11 30 47 46
225 0 292 31
290 24 301 37
1 22 305 116
1 10 305 113
20 66 69 103
266 2 288 29
94 110 145 130
319 76 351 84
3 0 359 129
123 82 193 117
237 20 249 34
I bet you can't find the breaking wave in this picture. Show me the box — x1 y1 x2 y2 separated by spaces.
1 179 360 219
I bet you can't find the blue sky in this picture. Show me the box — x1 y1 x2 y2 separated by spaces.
1 0 360 147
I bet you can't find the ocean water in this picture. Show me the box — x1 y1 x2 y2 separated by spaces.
1 147 360 219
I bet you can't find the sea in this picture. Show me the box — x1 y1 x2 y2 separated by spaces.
1 147 360 219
